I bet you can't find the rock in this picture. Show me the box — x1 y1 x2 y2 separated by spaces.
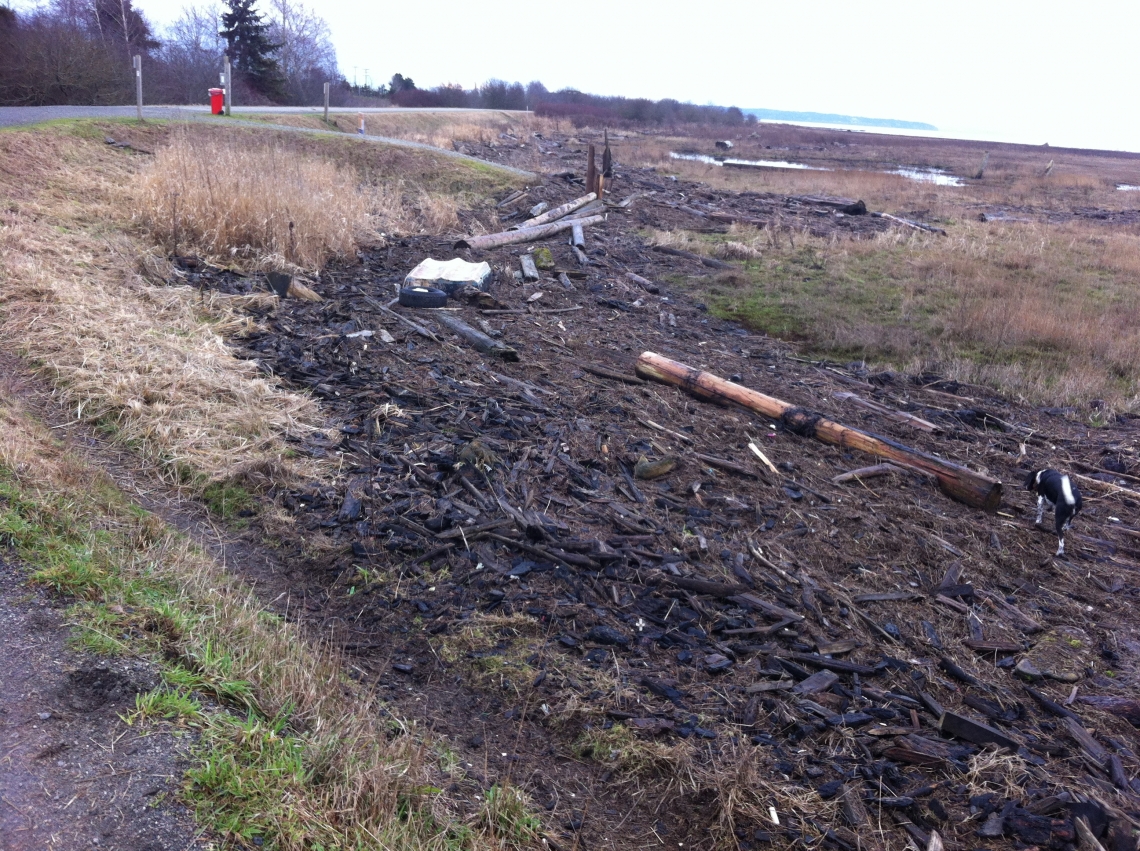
586 625 631 646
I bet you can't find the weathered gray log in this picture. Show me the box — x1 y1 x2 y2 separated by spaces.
636 352 1003 511
516 192 596 229
519 254 539 282
625 272 660 294
871 211 947 235
456 215 605 251
569 222 585 249
434 311 518 362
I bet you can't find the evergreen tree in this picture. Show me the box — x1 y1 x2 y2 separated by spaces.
219 0 283 100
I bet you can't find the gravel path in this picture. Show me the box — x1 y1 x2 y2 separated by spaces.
0 105 536 178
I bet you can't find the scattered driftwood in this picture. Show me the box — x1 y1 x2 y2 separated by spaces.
635 352 1003 511
516 192 596 229
831 462 906 484
939 711 1019 750
870 211 948 235
694 452 759 479
434 312 519 362
834 391 941 433
456 215 605 251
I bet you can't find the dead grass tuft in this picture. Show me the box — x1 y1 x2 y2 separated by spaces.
138 127 371 270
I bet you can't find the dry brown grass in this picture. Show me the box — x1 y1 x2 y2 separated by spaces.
138 127 371 270
0 125 325 490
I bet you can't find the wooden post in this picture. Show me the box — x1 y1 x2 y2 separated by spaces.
635 351 1003 511
223 54 231 116
586 144 596 200
132 55 142 120
323 82 330 123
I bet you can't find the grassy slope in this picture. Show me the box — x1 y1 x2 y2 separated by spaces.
0 118 532 850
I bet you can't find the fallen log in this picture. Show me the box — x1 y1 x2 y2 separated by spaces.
434 312 519 362
519 254 539 282
625 271 660 294
635 352 1002 511
569 221 585 249
456 215 605 251
871 211 948 236
515 192 596 229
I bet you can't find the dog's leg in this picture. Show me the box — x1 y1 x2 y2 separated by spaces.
1035 495 1045 525
1056 534 1065 556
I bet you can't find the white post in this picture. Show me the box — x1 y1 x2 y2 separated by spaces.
323 81 329 123
223 54 232 116
133 55 142 120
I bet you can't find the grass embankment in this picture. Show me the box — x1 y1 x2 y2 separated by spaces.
622 130 1140 410
0 118 531 849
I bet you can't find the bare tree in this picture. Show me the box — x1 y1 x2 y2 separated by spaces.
150 4 225 103
263 0 338 103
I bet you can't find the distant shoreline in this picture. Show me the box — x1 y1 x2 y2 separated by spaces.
744 108 936 131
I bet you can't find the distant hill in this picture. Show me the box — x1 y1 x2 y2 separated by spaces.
743 108 937 131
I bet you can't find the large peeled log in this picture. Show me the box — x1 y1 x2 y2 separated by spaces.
635 351 1002 511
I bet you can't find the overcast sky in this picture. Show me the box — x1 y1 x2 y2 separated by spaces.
30 0 1140 152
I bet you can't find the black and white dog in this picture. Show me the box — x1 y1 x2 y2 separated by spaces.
1025 469 1082 556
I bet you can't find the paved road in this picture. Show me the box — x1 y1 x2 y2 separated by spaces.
0 105 535 178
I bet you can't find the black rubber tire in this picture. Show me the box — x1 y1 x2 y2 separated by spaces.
398 286 448 308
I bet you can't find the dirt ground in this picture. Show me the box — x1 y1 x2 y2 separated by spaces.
6 121 1140 850
0 556 209 850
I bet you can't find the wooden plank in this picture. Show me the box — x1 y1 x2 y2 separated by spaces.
793 669 840 695
939 711 1019 750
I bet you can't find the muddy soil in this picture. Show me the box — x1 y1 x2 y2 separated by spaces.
0 557 209 851
158 127 1140 851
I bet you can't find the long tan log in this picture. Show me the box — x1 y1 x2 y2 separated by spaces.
515 193 597 229
635 351 1002 511
455 215 605 251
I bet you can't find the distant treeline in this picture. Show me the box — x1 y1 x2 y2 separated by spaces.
0 0 751 127
391 79 753 127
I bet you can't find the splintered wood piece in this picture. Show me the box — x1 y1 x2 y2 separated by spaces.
927 830 945 851
977 590 1043 633
434 312 519 362
964 639 1022 654
777 651 876 676
816 639 859 656
1077 695 1140 726
635 351 1002 510
694 451 761 479
1065 716 1109 765
1075 817 1109 851
853 591 922 603
581 363 644 385
625 271 660 294
939 711 1019 750
728 592 805 622
833 391 942 433
831 463 905 484
745 680 794 694
839 783 868 827
793 669 840 695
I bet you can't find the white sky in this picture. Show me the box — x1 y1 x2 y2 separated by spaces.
23 0 1140 153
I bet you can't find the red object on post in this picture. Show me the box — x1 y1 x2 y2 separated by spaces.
209 88 224 115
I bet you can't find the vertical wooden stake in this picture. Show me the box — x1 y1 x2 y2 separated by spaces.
133 55 142 120
223 54 231 116
586 144 596 199
323 81 330 124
